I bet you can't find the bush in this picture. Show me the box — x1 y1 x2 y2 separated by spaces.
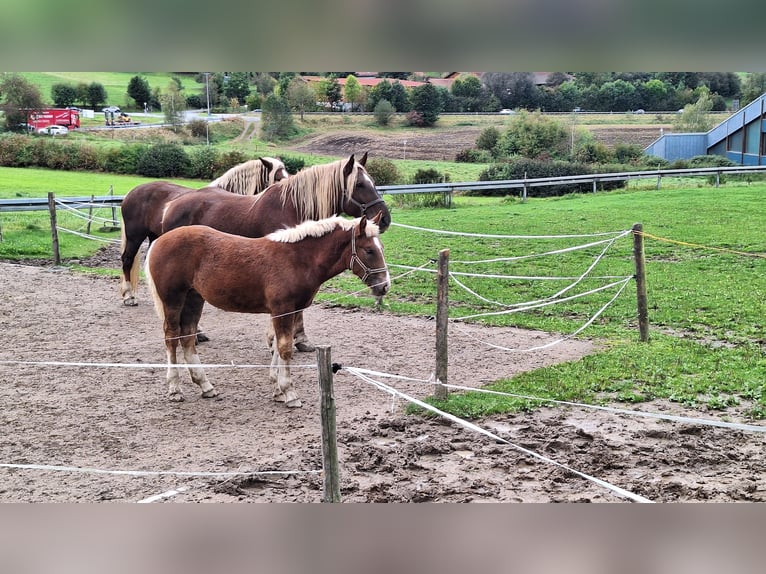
455 148 493 163
411 168 450 184
186 94 203 109
613 143 645 164
373 99 395 126
187 119 208 139
496 110 570 160
365 158 401 185
281 155 305 175
477 157 624 197
0 134 30 167
136 143 190 177
687 154 736 167
187 146 220 180
103 144 149 174
476 126 499 152
215 149 249 176
404 111 427 127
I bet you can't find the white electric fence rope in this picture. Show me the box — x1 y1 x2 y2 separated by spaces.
389 263 624 281
0 462 321 478
455 276 633 322
348 367 766 435
447 229 628 311
0 359 317 370
138 486 189 503
54 199 119 225
56 226 121 244
452 276 633 352
450 229 632 265
344 366 652 503
439 385 766 434
390 222 627 240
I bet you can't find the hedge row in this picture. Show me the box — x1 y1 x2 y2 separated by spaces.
476 157 626 197
0 134 305 180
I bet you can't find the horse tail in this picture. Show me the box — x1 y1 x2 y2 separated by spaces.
143 243 165 322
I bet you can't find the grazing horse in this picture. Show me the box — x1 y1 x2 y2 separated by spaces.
119 156 287 306
159 153 390 352
144 215 390 407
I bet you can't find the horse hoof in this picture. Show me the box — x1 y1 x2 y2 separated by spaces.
196 332 210 343
273 392 286 403
201 388 219 398
168 392 185 402
295 341 316 352
286 398 303 408
123 297 138 307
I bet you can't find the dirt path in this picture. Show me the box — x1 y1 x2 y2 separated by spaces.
1 256 765 503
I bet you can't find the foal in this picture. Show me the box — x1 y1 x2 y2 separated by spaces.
144 214 389 407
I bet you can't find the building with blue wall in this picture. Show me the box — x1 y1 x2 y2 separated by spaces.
645 93 766 165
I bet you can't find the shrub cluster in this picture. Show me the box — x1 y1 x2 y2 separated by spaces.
0 133 303 180
477 157 625 197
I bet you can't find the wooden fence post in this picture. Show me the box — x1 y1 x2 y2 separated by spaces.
109 185 117 227
434 249 449 400
87 194 95 235
316 345 341 503
47 192 61 265
632 223 649 342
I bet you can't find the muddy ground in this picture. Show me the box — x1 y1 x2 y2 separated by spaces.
1 250 765 503
289 126 666 162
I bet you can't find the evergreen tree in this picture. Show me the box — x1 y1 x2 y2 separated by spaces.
410 83 442 126
127 75 151 109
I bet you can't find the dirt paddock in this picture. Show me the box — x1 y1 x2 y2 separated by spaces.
1 259 765 503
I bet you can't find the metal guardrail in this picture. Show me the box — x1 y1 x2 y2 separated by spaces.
1 165 765 213
0 195 123 212
377 164 766 196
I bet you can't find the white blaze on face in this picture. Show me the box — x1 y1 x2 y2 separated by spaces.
361 171 374 188
373 236 391 290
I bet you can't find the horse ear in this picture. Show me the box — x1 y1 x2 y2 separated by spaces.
358 152 368 167
370 211 382 225
259 157 273 171
343 155 355 178
358 216 367 235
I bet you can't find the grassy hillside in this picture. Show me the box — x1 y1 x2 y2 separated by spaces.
15 72 205 110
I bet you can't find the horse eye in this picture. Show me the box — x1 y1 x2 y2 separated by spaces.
365 248 374 255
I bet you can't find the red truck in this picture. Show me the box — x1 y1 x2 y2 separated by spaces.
28 108 81 131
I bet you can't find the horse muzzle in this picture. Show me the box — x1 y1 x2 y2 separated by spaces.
368 273 390 297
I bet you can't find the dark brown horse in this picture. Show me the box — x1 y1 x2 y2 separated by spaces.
144 215 389 407
119 156 287 306
159 153 390 352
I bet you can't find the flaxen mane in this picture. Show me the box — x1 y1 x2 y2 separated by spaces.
267 216 379 244
278 159 363 221
210 157 285 195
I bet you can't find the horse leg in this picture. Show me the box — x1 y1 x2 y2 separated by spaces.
196 328 210 344
293 312 315 353
163 311 185 401
266 321 276 354
181 293 218 398
270 317 301 408
120 230 145 307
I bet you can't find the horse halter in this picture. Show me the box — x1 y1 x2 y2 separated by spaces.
345 171 386 217
349 226 388 282
346 194 386 217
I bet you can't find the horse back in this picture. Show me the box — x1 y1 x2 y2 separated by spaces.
161 187 292 237
122 181 194 237
148 225 315 315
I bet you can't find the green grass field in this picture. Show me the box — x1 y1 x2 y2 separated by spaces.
17 72 204 111
1 167 764 420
